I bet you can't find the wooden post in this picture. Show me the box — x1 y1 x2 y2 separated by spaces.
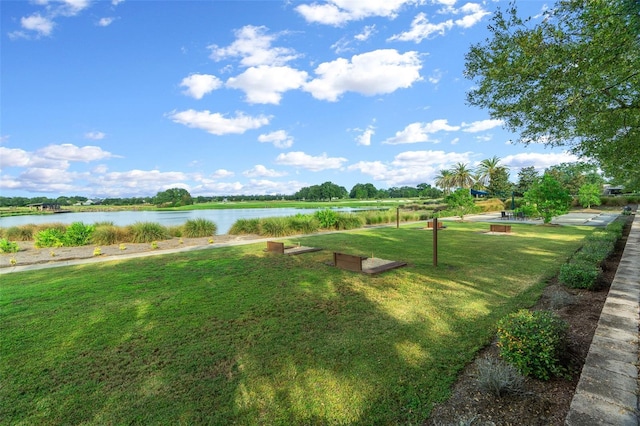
433 217 438 267
396 207 399 229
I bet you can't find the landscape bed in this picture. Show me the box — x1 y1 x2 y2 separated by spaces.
0 221 596 424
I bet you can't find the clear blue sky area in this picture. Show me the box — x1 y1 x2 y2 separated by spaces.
1 0 575 198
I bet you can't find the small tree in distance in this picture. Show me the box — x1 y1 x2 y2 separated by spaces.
445 188 479 221
578 183 602 209
523 175 572 224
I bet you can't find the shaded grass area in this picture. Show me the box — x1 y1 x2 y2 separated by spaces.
0 222 593 425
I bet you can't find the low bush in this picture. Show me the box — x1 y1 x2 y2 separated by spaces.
288 214 320 234
559 261 602 290
260 217 291 237
474 356 525 397
497 309 568 380
63 222 94 246
315 209 338 228
228 218 261 235
334 213 365 230
3 225 35 241
127 222 169 243
183 218 217 238
0 238 19 253
34 228 65 248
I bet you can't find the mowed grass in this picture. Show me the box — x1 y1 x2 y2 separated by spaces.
0 221 593 425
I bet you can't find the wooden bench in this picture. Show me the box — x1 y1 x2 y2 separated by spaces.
490 224 512 233
426 220 445 229
333 252 366 272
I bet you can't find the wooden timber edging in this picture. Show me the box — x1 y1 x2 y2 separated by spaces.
266 241 322 255
333 252 364 272
489 224 512 233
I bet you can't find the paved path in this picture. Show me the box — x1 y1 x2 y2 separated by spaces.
446 211 621 227
565 213 640 425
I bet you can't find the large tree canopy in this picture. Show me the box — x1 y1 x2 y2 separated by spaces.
465 0 640 187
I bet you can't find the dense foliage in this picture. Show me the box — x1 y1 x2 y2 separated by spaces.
465 0 640 188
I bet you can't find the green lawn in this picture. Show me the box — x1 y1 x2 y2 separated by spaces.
1 221 592 425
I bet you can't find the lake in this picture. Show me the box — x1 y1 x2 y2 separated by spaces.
0 207 367 235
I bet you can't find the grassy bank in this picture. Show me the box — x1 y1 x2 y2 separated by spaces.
0 221 593 424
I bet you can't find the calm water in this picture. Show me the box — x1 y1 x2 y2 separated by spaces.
0 207 362 235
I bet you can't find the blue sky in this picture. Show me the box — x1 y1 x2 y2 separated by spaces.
1 0 577 199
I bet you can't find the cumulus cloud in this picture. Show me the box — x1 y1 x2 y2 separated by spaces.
461 119 504 133
180 74 223 99
243 164 287 178
168 110 270 135
211 169 235 179
37 143 118 162
388 13 453 42
209 25 299 67
97 17 115 27
502 152 580 171
348 149 474 186
355 126 375 146
296 0 420 26
20 14 55 37
258 130 294 149
275 151 347 171
383 119 460 144
85 131 106 140
304 49 422 101
226 66 308 104
389 2 490 43
9 0 93 38
0 147 32 168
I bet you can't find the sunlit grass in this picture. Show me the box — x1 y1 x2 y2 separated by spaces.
0 221 593 424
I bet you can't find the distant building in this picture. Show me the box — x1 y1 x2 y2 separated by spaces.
603 185 624 196
27 203 61 211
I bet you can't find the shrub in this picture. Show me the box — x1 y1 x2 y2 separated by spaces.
288 214 320 234
92 225 127 245
228 218 261 235
4 225 35 241
127 222 169 243
575 242 613 264
474 356 525 397
0 238 19 253
475 198 506 213
497 310 568 380
183 218 217 238
334 213 365 230
34 228 65 248
559 261 601 289
259 217 291 237
63 222 94 246
315 209 338 228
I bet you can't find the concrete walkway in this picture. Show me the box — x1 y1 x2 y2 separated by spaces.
566 213 640 425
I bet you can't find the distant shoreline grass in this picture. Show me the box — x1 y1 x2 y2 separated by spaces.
0 221 593 424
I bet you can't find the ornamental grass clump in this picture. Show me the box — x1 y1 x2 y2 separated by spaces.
127 222 169 243
228 218 261 235
335 213 365 230
183 218 217 238
92 224 128 245
259 217 291 237
497 309 568 380
288 214 320 234
474 356 525 397
4 225 35 241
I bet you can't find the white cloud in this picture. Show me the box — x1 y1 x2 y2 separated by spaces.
21 14 55 37
356 126 375 146
211 169 235 179
348 149 474 186
454 3 491 29
296 0 420 26
37 144 117 162
0 147 32 168
304 49 422 101
168 110 271 135
355 25 376 41
97 17 115 27
502 152 580 171
383 119 460 144
258 130 294 149
85 131 106 140
461 119 504 133
95 170 190 194
209 25 299 67
428 69 443 84
275 151 347 171
180 74 223 99
226 66 308 104
243 165 287 178
388 13 453 42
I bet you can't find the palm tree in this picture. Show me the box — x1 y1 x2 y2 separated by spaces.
476 156 506 188
450 162 475 189
434 169 454 194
